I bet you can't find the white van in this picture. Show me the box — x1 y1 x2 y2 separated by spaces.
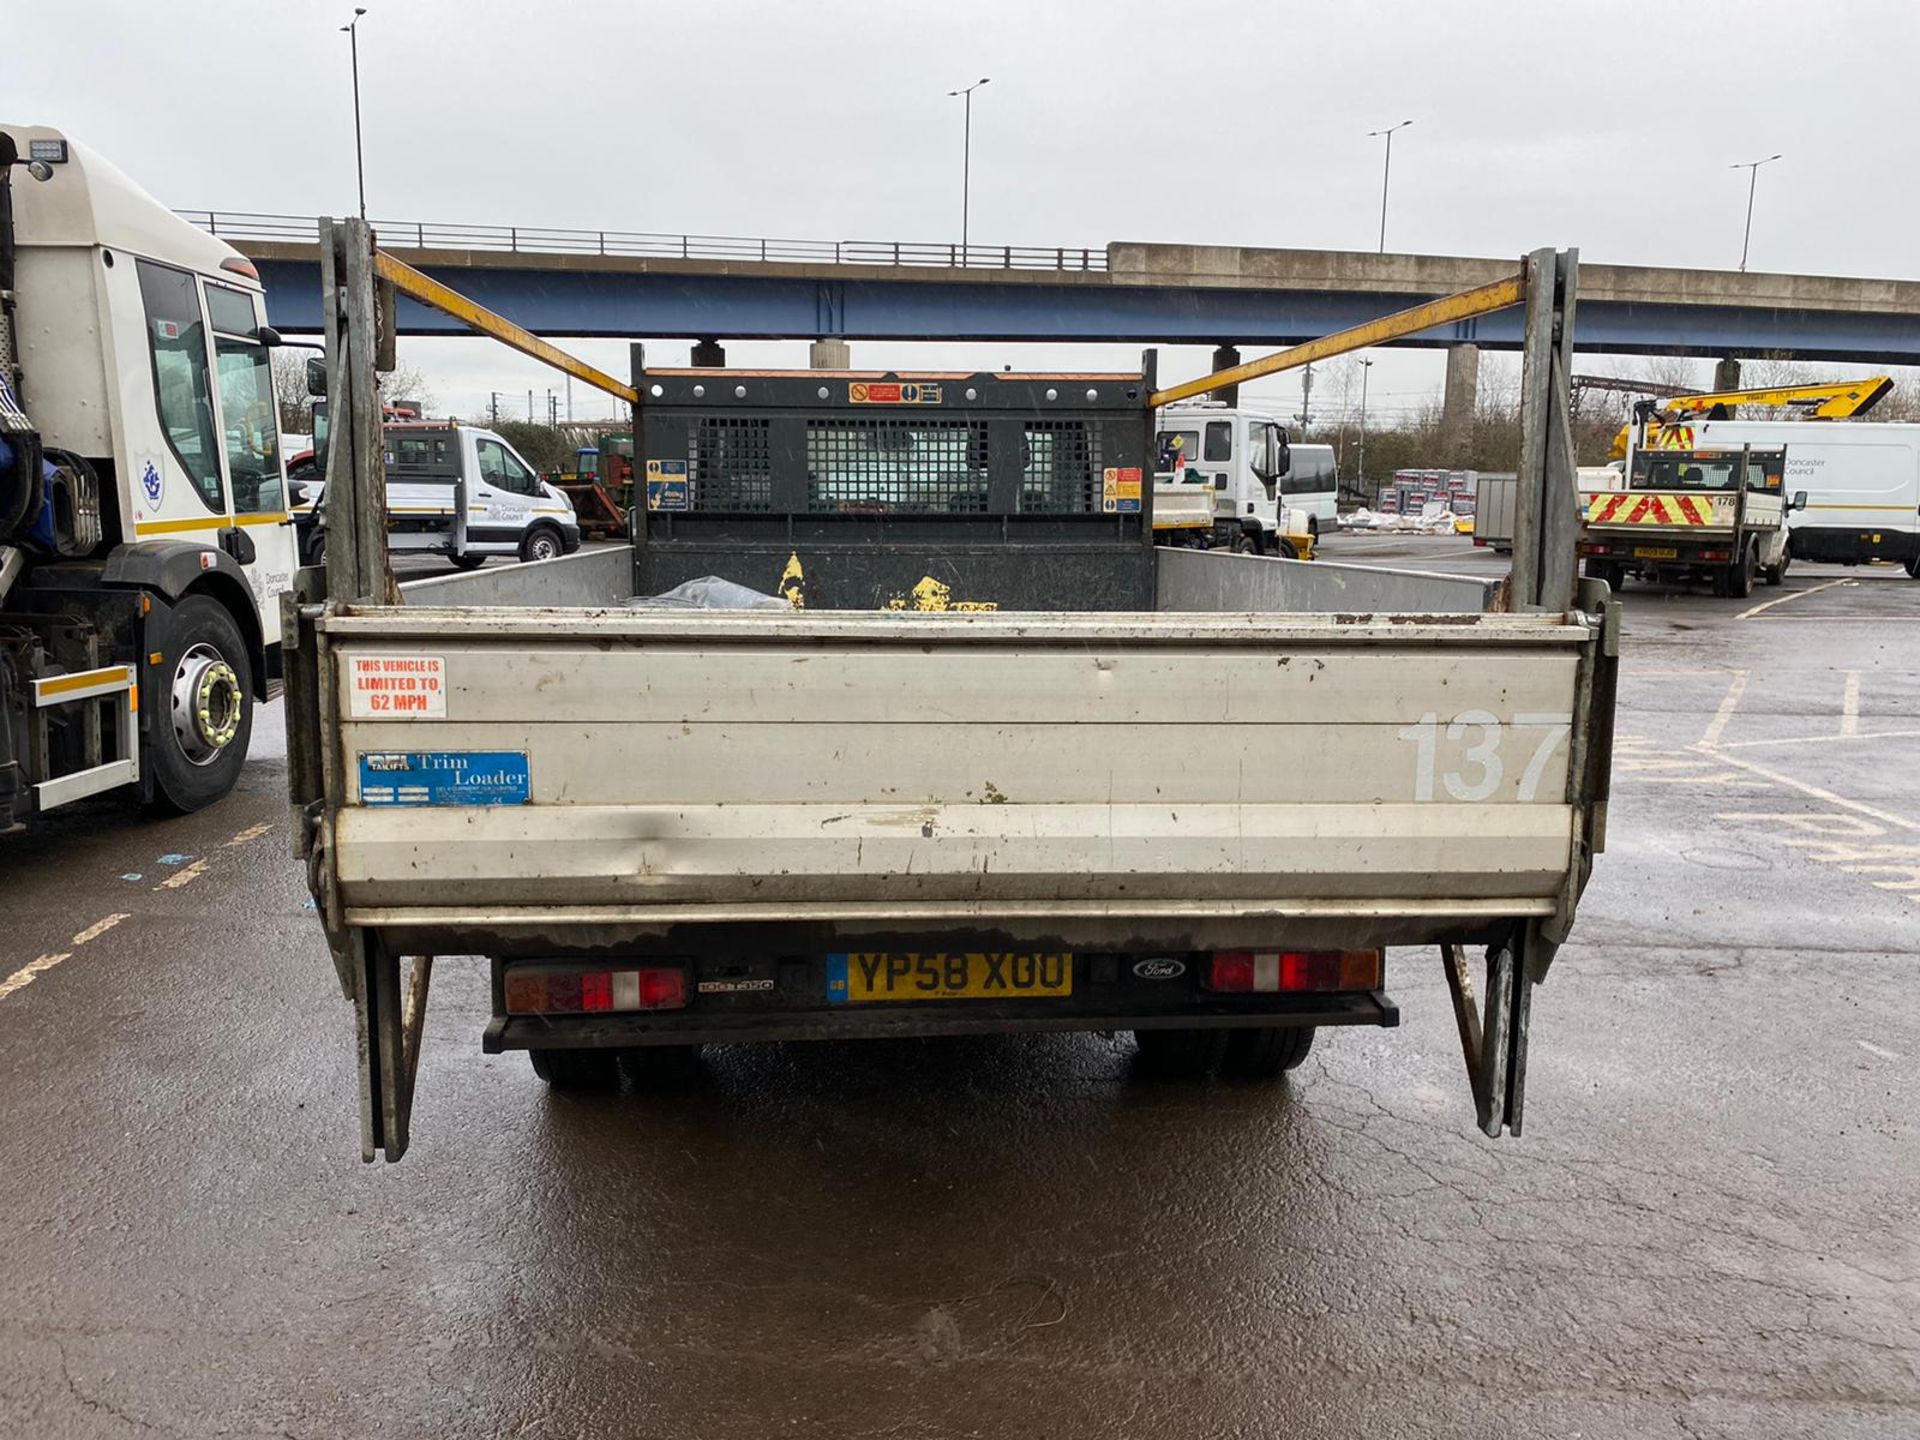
1678 419 1920 575
1276 442 1337 535
294 419 580 568
1153 401 1303 552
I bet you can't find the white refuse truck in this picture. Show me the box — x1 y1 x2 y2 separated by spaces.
288 230 1613 1160
1 124 295 825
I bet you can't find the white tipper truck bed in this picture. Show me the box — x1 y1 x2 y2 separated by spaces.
291 229 1608 1160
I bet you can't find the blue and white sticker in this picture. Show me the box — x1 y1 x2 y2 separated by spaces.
139 457 164 506
358 751 530 806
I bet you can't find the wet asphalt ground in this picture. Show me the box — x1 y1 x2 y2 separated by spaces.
1 537 1915 1438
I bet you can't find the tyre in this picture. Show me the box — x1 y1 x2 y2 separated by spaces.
1275 537 1299 560
450 552 488 571
1905 555 1920 579
618 1045 702 1087
1307 516 1320 539
299 527 326 567
1221 1025 1317 1079
1132 1026 1229 1078
519 524 564 564
1231 529 1259 556
147 594 253 815
1727 541 1756 600
1762 548 1790 586
529 1047 620 1089
1583 557 1624 591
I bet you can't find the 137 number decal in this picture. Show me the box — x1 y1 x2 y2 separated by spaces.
1396 711 1572 802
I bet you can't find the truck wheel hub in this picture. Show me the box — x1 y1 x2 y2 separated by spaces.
171 644 243 764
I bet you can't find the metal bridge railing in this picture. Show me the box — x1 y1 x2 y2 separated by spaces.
176 211 1108 273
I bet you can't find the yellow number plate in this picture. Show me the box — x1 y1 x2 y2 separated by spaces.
829 952 1073 1003
1633 546 1678 559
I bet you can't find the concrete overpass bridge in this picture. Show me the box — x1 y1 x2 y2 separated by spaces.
191 211 1920 409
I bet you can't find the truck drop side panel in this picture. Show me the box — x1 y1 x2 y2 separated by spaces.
316 606 1604 957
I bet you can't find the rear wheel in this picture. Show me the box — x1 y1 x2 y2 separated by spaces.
1221 1025 1317 1079
1726 541 1756 599
1307 515 1320 539
519 524 564 564
1762 547 1790 586
1583 557 1624 592
529 1047 620 1089
1133 1027 1230 1078
1275 537 1299 560
1905 555 1920 579
147 595 253 814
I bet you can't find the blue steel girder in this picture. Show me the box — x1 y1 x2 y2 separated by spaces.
255 259 1920 363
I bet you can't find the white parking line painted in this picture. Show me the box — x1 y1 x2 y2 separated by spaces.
1700 669 1749 747
1693 745 1920 835
1734 576 1853 621
1841 671 1861 738
1718 727 1920 751
1857 1040 1902 1062
0 912 132 1003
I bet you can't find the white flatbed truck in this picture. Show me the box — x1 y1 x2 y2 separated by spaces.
288 230 1615 1160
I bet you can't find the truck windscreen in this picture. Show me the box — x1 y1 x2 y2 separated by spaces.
1632 452 1785 493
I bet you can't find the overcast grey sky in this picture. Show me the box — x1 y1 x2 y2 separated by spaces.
9 0 1917 424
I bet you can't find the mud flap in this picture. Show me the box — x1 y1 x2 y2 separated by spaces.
1442 923 1540 1138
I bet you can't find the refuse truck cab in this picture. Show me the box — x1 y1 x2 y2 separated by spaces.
1 124 294 825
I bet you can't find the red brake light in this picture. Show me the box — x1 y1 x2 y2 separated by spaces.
505 966 688 1014
1205 951 1382 994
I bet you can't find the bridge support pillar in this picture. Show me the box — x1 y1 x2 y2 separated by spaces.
1442 343 1480 458
809 338 851 369
1209 345 1240 405
691 339 727 367
1713 356 1741 392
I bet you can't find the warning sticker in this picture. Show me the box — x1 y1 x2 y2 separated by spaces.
358 751 530 806
349 654 446 717
1101 466 1143 514
849 381 941 405
645 458 691 511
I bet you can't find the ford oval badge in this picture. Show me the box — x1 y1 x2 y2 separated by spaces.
1133 958 1186 980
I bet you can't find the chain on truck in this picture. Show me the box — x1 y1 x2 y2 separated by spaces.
1 126 296 829
286 220 1618 1162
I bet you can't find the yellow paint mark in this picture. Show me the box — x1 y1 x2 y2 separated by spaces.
1699 669 1749 748
155 858 211 891
0 912 131 1002
71 914 130 946
0 954 73 1002
226 823 272 847
1734 576 1852 621
778 553 806 609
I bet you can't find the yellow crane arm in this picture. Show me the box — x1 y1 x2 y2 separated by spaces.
371 250 639 406
1660 376 1892 420
1607 375 1895 459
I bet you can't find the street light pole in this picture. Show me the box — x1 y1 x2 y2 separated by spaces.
1356 357 1375 492
1367 119 1413 254
948 77 990 258
341 8 368 221
1731 153 1782 272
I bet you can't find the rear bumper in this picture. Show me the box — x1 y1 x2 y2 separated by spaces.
485 987 1399 1052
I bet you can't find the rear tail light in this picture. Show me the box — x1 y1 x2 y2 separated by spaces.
1699 549 1730 562
504 965 687 1014
1205 950 1382 993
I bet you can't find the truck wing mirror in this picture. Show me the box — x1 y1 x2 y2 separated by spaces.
1790 489 1808 513
305 355 328 398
